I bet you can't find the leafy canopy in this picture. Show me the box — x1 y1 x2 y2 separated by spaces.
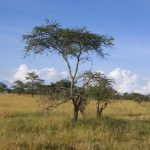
0 82 7 92
86 72 115 101
25 72 44 88
23 21 114 61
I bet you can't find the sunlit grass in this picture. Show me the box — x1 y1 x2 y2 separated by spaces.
0 94 150 150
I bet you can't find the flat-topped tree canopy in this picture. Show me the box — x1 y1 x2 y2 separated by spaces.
23 21 114 60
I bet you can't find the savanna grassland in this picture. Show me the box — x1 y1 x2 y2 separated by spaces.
0 94 150 150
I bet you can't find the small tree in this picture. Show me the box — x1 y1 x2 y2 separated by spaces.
0 82 7 93
12 80 25 95
23 21 114 121
86 72 115 117
25 72 44 97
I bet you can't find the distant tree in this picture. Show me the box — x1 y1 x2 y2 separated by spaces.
47 79 71 100
39 79 72 112
5 88 12 93
23 20 114 121
55 79 71 88
146 94 150 102
86 72 115 117
0 82 7 93
123 92 147 104
54 79 71 98
12 80 25 95
122 92 130 100
25 72 44 97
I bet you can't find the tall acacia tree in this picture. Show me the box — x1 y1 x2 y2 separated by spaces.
23 21 114 121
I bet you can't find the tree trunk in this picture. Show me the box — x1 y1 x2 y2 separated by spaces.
73 105 79 122
96 102 108 117
98 107 103 117
31 87 34 97
96 102 100 117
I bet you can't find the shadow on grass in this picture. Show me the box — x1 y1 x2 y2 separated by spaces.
3 111 150 126
76 116 129 129
63 116 150 134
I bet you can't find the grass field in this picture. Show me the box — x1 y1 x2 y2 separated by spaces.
0 94 150 150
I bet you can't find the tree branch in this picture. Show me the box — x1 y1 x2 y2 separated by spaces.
101 102 108 109
44 100 68 112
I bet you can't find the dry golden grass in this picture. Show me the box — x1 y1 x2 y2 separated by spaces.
0 94 150 150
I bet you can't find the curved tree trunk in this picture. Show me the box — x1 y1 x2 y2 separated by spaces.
98 107 104 117
96 102 108 117
96 101 100 117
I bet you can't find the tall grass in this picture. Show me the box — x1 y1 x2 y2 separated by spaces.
0 94 150 150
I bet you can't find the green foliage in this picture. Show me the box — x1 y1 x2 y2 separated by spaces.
0 82 7 92
47 79 71 100
55 79 71 88
86 72 115 101
25 72 44 96
12 80 25 94
23 21 114 59
122 92 149 103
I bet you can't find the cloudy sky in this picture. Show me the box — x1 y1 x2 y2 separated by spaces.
0 0 150 94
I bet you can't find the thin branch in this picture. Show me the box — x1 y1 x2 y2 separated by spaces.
44 100 68 112
73 50 82 80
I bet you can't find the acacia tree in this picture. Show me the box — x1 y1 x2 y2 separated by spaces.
25 72 44 97
86 72 115 117
23 21 114 121
12 80 25 95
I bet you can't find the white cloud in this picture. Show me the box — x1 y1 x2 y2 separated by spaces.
13 64 29 81
12 64 69 83
36 68 57 80
108 68 150 95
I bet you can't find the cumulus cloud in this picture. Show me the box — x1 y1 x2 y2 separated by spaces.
13 64 29 81
12 64 69 83
108 68 138 93
107 68 150 95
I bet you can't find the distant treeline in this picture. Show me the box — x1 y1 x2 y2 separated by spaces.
0 72 150 104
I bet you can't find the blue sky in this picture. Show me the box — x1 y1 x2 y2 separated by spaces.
1 0 150 93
